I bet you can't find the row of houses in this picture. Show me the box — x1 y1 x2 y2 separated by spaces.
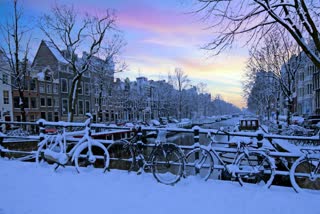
281 52 320 116
260 50 320 118
0 40 179 124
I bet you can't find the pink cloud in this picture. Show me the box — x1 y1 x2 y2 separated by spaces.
116 3 207 36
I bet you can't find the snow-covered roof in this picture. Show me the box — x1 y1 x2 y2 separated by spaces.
37 71 45 80
44 41 69 64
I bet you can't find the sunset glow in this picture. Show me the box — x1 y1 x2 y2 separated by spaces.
0 0 248 108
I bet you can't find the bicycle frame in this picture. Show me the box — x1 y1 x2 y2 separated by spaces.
37 114 106 168
123 129 182 172
195 136 274 176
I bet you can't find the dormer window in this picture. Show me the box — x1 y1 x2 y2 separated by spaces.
44 69 52 81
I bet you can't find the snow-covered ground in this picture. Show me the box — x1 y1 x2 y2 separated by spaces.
0 159 319 214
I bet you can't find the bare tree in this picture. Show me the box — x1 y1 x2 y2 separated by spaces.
89 34 127 122
168 68 190 119
244 69 277 120
196 82 210 117
194 0 320 68
0 0 32 122
39 3 117 122
243 29 303 124
196 82 208 94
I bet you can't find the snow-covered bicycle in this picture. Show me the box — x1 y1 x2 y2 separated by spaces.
36 113 110 173
290 148 320 193
185 132 276 188
106 127 185 185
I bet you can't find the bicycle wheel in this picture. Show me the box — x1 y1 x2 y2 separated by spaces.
236 152 275 188
290 156 320 193
74 140 110 173
185 147 214 181
106 140 135 172
151 143 185 185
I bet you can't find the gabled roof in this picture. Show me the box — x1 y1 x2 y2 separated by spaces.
43 40 69 64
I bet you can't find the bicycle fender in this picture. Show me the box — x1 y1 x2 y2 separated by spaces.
71 140 108 162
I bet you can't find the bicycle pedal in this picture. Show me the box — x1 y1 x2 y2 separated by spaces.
137 168 143 175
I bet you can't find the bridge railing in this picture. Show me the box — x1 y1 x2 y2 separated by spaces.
1 120 320 176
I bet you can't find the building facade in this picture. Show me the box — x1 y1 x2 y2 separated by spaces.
0 51 13 125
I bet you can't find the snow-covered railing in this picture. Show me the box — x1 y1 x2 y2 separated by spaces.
1 120 319 169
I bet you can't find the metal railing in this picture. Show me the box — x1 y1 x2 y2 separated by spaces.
1 120 320 177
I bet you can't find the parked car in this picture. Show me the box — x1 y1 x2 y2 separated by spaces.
303 115 320 129
291 116 304 125
168 117 179 123
159 117 168 125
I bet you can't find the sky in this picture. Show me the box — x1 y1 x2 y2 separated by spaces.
0 0 248 108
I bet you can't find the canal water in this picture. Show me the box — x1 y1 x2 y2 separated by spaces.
168 118 240 146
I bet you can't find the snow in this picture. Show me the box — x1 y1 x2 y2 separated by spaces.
37 71 45 80
0 159 319 214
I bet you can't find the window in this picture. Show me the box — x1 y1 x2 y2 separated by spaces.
13 97 29 108
85 101 90 114
61 79 68 93
30 79 37 91
47 98 52 107
41 112 46 119
46 84 52 94
62 99 68 115
13 97 19 108
44 70 52 81
3 90 9 104
2 74 9 84
39 82 45 93
40 97 46 107
47 112 53 121
78 100 84 115
53 84 58 94
307 84 313 95
24 97 29 108
54 97 59 107
54 112 59 122
84 83 90 95
31 97 37 108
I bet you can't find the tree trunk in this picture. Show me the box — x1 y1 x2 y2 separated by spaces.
287 100 293 126
68 75 82 122
18 88 26 122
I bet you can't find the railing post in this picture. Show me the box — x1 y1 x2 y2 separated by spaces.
38 121 45 141
193 126 200 174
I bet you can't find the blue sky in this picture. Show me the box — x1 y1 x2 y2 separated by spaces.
0 0 248 108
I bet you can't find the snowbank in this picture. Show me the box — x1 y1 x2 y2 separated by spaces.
0 159 319 214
